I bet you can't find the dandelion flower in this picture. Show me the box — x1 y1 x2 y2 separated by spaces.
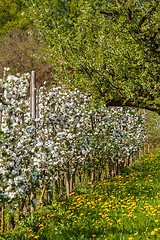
154 228 158 232
34 236 39 239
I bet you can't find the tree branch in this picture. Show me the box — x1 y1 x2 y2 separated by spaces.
105 98 160 115
138 3 158 29
127 8 132 21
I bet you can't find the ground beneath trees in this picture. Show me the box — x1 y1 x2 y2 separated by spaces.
1 149 160 240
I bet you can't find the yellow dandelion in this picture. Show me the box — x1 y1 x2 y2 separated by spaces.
34 236 39 239
151 231 155 235
134 233 138 236
128 237 133 240
108 222 112 226
92 235 96 237
154 228 158 232
39 224 43 227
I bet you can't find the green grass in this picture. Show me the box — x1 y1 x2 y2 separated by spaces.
1 150 160 240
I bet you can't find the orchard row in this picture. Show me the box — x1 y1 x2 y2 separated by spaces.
0 73 145 228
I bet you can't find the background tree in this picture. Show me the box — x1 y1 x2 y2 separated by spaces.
26 0 160 114
0 0 30 35
0 0 54 85
0 29 54 86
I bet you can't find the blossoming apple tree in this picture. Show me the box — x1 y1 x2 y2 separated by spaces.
0 72 144 228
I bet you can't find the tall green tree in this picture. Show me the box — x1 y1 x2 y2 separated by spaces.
0 0 30 35
26 0 160 114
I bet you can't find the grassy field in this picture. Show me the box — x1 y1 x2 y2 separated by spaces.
1 150 160 240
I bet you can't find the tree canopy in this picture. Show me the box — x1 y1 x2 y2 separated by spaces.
26 0 160 113
0 0 30 35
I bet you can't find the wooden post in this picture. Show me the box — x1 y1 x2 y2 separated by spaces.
0 90 2 128
30 76 32 118
37 85 39 119
30 71 37 211
42 87 45 143
1 206 5 232
0 70 5 128
66 160 70 197
39 180 47 206
0 71 5 232
30 71 36 119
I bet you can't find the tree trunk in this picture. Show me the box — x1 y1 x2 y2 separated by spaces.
108 158 113 177
30 191 36 212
